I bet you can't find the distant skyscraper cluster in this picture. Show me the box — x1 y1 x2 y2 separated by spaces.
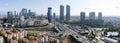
0 8 37 27
47 5 102 23
80 12 103 22
47 5 71 22
0 5 104 28
21 8 35 19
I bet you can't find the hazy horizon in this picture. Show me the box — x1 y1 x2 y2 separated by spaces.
0 0 120 16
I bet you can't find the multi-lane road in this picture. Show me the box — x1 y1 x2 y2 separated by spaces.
54 24 94 43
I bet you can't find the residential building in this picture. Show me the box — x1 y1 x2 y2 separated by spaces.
0 29 28 42
11 40 18 43
34 19 48 26
20 16 25 21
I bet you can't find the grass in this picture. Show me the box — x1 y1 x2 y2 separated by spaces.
27 31 40 37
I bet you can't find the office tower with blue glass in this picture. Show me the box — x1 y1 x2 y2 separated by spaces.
7 11 13 24
47 7 52 23
21 8 27 18
66 5 70 21
60 5 64 21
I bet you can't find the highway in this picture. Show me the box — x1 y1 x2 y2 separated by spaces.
52 19 94 43
54 24 94 43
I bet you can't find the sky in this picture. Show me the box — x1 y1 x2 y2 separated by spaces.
0 0 120 16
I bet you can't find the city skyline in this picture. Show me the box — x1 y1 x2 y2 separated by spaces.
0 0 120 43
0 0 120 16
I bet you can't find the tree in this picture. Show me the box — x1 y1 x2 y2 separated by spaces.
12 36 17 40
18 39 23 43
12 28 17 33
67 35 82 43
0 30 3 36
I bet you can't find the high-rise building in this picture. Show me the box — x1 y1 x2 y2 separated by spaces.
47 7 52 23
28 9 31 17
21 8 27 18
89 12 95 20
27 9 35 18
28 9 31 13
53 13 56 19
14 11 17 17
66 5 70 21
7 11 13 24
2 17 8 24
80 12 85 21
30 12 36 18
60 5 64 21
98 12 102 20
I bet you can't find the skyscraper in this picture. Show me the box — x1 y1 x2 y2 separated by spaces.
28 9 31 17
66 5 70 21
21 8 27 18
89 12 95 20
80 12 85 21
53 13 56 19
47 7 52 23
7 11 13 24
60 5 64 21
2 17 8 24
28 9 31 13
98 12 102 20
14 11 17 17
